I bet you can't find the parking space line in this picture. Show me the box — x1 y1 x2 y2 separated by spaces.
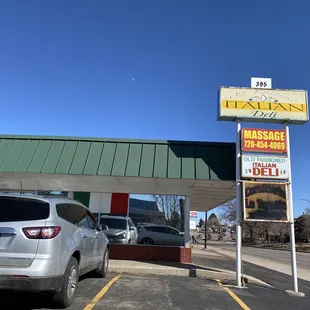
216 279 251 310
83 274 121 310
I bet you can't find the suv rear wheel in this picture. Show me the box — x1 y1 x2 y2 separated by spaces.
141 237 154 245
53 256 79 308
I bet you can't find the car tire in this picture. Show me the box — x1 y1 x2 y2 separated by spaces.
96 248 109 278
141 237 154 245
53 256 79 308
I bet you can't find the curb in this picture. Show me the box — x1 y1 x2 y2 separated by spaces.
193 264 273 288
109 264 233 281
205 248 236 260
242 245 310 254
284 290 306 298
109 266 189 277
109 263 272 288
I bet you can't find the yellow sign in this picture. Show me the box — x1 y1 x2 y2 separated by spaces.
218 87 308 124
243 181 289 222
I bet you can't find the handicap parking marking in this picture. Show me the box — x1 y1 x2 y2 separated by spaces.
216 279 251 310
83 274 121 310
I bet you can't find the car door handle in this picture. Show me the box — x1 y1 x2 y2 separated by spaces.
83 235 88 239
95 236 99 239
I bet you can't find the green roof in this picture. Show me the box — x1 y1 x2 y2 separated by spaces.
0 135 235 181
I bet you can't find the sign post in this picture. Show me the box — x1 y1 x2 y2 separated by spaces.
235 121 242 287
286 124 299 292
218 79 308 292
204 211 208 249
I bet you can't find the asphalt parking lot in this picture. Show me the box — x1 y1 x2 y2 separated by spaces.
0 273 310 310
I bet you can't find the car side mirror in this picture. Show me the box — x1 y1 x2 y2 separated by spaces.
100 224 109 231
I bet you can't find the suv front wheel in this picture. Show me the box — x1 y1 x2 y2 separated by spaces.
53 256 79 308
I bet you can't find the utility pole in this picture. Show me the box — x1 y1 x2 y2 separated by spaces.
204 211 208 249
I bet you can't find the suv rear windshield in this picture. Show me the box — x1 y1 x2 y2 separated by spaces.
0 197 50 222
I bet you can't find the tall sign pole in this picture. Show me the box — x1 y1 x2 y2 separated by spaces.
286 124 298 292
218 78 308 292
235 121 242 287
204 211 208 249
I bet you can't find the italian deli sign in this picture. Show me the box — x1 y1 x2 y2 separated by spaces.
218 87 308 124
241 155 289 179
242 128 287 153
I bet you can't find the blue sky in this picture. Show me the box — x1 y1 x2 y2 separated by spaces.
1 1 309 218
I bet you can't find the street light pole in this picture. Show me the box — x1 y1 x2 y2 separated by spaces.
286 124 299 292
235 120 242 287
204 211 208 249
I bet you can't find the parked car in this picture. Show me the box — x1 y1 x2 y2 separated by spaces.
99 215 138 244
137 224 184 246
0 193 109 308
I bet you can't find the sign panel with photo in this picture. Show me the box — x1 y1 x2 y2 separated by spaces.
243 181 289 222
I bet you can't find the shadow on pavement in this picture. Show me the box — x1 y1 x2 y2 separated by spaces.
0 291 58 310
0 273 95 309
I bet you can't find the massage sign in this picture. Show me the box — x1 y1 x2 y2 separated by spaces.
240 128 290 221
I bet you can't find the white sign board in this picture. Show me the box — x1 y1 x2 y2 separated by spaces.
190 219 196 230
218 87 308 124
190 211 197 218
251 77 272 89
241 155 290 179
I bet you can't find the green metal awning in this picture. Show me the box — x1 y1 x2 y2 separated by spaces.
0 135 236 211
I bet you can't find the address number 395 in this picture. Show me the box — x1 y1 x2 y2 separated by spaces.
256 81 267 87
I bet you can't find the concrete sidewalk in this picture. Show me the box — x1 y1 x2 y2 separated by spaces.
200 244 310 282
109 252 271 288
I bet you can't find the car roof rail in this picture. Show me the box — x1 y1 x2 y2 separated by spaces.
100 213 128 217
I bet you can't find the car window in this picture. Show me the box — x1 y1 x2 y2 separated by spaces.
87 211 100 231
143 226 153 231
79 216 92 229
166 228 180 235
56 203 87 226
151 226 167 233
99 217 127 230
0 197 49 222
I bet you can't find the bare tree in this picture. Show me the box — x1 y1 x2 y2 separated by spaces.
305 215 310 243
153 195 182 228
242 222 258 244
257 222 274 244
218 199 236 223
271 222 289 245
305 207 310 215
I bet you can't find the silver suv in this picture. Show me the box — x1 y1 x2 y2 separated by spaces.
100 215 138 244
137 224 184 246
0 193 109 308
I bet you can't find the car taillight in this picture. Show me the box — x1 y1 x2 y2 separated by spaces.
23 226 61 239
